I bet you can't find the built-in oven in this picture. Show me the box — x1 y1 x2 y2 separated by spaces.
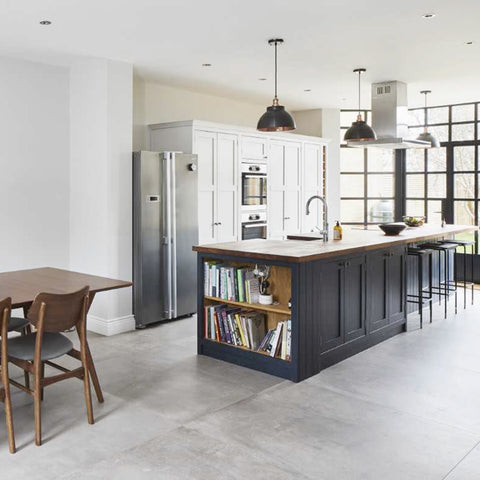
241 163 267 211
241 211 267 240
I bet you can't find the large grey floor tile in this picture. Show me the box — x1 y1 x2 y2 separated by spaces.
445 441 480 479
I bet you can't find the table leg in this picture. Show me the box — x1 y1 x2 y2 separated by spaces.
85 293 104 403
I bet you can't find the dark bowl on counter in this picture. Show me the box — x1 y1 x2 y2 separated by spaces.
378 223 407 236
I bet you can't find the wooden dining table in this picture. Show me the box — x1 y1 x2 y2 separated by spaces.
0 267 133 402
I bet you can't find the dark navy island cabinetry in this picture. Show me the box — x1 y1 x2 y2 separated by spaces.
194 225 475 382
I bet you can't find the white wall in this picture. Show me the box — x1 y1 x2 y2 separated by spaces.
70 58 134 335
293 108 341 228
133 77 265 150
0 56 70 272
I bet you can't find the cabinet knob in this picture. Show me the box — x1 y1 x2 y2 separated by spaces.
345 261 350 267
217 222 222 226
338 261 345 267
284 217 291 220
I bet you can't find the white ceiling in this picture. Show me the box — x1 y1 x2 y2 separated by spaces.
1 0 479 110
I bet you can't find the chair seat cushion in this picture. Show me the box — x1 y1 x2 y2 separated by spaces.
8 333 73 361
8 317 29 332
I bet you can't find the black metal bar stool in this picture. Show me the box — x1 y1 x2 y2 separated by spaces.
407 247 434 328
437 239 474 309
421 242 458 318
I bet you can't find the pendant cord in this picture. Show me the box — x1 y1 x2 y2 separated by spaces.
358 70 361 114
274 41 278 99
424 92 428 133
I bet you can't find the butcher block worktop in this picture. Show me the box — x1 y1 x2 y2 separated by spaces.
193 224 477 263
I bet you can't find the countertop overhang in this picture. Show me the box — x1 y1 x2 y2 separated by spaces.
193 224 478 263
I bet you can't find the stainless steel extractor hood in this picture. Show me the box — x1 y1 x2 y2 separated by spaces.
346 81 430 149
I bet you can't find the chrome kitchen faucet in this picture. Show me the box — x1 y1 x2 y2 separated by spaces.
305 195 328 242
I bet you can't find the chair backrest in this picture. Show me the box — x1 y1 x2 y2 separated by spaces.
27 286 89 333
0 297 11 338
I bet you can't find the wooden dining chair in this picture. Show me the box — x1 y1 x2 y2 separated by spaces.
7 286 94 446
0 297 16 453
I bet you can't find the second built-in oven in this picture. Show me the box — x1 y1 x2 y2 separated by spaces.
241 211 267 240
241 163 267 211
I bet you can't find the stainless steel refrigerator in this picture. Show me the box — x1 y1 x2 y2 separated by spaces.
133 151 198 327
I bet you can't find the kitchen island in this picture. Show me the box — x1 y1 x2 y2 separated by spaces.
193 224 476 382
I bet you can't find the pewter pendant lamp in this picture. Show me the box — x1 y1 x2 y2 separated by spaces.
344 68 376 141
417 90 440 147
257 38 296 132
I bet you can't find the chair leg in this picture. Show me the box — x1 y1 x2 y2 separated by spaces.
429 252 433 324
34 364 42 446
21 327 30 390
2 367 16 454
85 343 104 404
80 349 94 425
40 362 45 401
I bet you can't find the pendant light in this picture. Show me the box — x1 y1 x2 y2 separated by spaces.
257 38 296 132
417 90 440 147
344 68 376 141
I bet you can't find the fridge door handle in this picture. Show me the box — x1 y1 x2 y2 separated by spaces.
170 153 178 318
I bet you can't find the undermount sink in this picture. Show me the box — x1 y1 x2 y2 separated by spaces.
286 234 326 241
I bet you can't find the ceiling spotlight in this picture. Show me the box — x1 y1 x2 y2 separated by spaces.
304 89 311 92
422 13 436 19
202 63 212 67
39 20 52 25
466 41 474 45
258 78 267 81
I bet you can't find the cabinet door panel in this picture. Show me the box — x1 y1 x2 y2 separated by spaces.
388 248 406 324
198 191 215 244
344 256 366 342
320 260 344 352
268 190 285 239
269 143 285 188
284 189 301 234
284 143 301 188
241 135 267 160
303 144 323 233
367 251 389 332
216 133 238 242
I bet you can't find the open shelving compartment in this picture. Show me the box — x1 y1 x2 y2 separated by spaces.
197 254 297 380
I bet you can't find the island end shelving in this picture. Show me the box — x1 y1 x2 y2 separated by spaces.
194 224 478 382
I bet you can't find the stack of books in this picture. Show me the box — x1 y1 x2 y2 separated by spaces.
204 304 291 361
204 262 260 304
258 319 291 360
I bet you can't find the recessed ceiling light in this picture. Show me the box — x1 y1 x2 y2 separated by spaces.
202 63 212 67
422 13 436 19
258 78 267 81
304 89 311 92
39 20 52 25
466 41 474 45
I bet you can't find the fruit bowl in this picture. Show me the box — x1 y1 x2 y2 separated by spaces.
378 223 407 236
403 216 425 227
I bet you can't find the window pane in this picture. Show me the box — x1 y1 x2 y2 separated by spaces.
406 200 424 217
427 173 446 198
340 128 347 144
368 199 394 223
406 174 425 197
340 111 359 127
408 126 423 141
341 174 364 197
367 174 394 197
367 149 394 172
366 111 372 124
452 104 475 123
429 125 449 142
454 231 475 253
341 200 364 223
427 148 446 171
406 149 425 172
452 123 474 141
454 200 475 225
408 109 425 126
427 200 443 224
428 107 448 124
454 173 475 198
454 146 475 171
340 147 364 172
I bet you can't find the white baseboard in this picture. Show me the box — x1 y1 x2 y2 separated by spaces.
87 314 136 336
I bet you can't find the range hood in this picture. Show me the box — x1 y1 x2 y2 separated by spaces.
346 81 430 149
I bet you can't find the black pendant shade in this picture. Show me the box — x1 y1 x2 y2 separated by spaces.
344 68 376 142
417 90 439 147
344 114 377 141
257 39 296 132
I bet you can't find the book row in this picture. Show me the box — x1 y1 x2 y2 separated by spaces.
204 304 291 361
204 262 260 304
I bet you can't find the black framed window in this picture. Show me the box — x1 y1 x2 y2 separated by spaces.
340 102 480 253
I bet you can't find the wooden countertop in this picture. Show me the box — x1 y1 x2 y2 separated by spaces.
193 224 478 263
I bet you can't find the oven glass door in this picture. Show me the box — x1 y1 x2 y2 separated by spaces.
242 174 267 206
242 222 267 240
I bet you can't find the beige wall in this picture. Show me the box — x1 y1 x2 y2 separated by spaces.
133 76 265 150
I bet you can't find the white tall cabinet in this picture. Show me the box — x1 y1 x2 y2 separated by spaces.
149 120 328 244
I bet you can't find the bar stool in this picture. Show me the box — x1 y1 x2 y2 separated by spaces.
407 247 434 328
421 242 458 318
437 239 474 309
